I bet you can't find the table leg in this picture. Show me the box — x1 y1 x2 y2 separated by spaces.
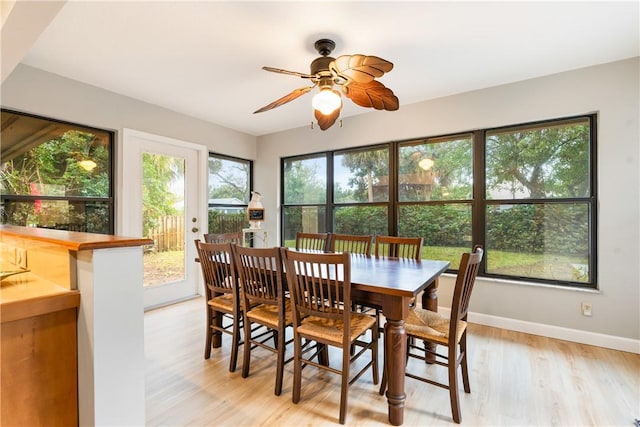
421 279 439 363
384 318 406 426
382 296 411 426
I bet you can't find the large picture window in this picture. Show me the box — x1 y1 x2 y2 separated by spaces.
281 114 597 288
1 109 114 233
207 153 252 234
483 118 593 284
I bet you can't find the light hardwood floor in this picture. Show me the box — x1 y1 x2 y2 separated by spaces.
145 297 639 426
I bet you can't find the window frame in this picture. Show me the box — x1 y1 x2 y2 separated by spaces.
207 152 253 234
281 114 597 289
1 108 115 234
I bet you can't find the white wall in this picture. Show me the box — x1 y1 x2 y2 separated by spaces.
256 58 640 350
2 64 257 234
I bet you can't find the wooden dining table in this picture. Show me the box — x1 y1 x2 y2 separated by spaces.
346 254 450 426
199 247 450 426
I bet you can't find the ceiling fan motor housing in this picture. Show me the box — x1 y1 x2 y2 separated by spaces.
310 56 334 77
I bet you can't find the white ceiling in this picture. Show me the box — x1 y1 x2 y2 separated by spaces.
17 1 640 136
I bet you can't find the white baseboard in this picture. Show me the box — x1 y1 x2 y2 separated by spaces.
438 307 640 354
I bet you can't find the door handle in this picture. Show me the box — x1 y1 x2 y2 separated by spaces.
192 227 199 233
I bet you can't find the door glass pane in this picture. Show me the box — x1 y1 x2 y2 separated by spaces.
142 153 185 287
486 203 590 283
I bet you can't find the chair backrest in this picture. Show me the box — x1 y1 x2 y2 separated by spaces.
194 240 237 301
450 245 483 329
329 233 373 256
295 232 330 252
281 248 352 345
374 235 423 260
204 232 242 245
233 245 286 311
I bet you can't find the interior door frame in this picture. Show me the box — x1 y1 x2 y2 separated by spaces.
121 128 208 309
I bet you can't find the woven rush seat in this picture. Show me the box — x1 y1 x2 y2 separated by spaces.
246 299 294 328
297 312 376 345
405 307 467 346
210 293 259 312
208 293 234 311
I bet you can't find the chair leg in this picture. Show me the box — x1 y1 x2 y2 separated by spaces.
292 333 302 404
228 313 240 372
460 333 470 393
372 326 379 385
379 323 388 395
339 342 350 424
205 309 213 360
448 344 462 424
241 318 252 378
274 327 285 396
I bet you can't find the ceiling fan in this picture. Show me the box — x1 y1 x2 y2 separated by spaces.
254 39 399 130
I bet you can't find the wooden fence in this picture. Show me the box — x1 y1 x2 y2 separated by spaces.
209 214 247 234
147 216 184 252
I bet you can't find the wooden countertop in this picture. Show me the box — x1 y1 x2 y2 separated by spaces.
0 225 153 250
1 272 80 322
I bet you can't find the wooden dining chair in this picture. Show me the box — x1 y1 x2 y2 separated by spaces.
329 233 373 256
294 231 330 251
232 245 293 396
194 240 243 372
281 248 379 425
379 245 483 424
203 231 242 245
374 235 423 260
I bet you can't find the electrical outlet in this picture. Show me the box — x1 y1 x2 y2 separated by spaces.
581 302 592 316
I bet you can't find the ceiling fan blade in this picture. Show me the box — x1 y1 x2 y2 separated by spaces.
262 66 315 79
342 80 399 111
314 107 341 131
253 86 314 114
330 55 394 84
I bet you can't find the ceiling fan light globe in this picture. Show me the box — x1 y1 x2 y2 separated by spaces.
312 88 342 115
78 159 97 171
419 158 434 171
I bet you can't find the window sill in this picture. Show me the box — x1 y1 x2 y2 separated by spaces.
441 272 600 294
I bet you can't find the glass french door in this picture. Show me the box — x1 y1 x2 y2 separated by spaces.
122 129 207 309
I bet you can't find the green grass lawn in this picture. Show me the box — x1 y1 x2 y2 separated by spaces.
284 239 587 283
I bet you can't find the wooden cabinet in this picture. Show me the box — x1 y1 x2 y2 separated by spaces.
1 290 80 426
